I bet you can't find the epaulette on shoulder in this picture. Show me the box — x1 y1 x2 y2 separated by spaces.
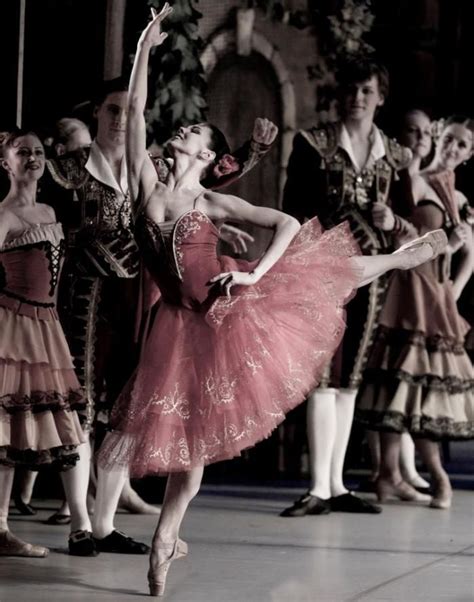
299 123 339 159
46 147 90 190
384 135 412 171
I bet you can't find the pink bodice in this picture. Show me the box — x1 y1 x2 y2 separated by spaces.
135 210 253 310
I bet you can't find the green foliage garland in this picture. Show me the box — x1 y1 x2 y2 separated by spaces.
146 0 208 144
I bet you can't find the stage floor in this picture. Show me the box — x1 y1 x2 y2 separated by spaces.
1 486 473 601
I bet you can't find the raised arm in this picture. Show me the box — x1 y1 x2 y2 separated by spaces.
126 4 173 205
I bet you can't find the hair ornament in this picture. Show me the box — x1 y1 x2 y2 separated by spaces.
212 153 240 179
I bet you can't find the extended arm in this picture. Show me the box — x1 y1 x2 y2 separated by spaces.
204 191 300 293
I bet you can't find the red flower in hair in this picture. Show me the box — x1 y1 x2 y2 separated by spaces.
213 153 240 179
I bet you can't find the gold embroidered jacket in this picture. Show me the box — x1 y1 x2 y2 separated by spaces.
282 122 414 253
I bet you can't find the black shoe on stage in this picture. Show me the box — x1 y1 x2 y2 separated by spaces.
45 512 72 526
280 493 331 517
69 530 99 557
94 530 150 554
14 497 37 516
329 492 382 514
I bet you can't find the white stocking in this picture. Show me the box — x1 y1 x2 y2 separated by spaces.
92 464 128 539
306 388 337 499
60 441 92 533
330 388 357 497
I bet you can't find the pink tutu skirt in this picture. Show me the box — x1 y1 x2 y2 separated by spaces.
99 217 362 475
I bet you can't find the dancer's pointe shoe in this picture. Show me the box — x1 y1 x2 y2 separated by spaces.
396 229 448 269
0 530 48 557
430 481 452 510
148 538 188 597
376 478 432 503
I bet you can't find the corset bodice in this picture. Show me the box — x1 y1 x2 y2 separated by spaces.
135 210 250 310
0 222 66 310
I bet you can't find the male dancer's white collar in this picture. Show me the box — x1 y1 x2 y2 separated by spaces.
338 123 386 173
85 140 128 199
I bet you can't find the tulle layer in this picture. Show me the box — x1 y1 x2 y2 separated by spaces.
0 307 87 468
99 219 362 475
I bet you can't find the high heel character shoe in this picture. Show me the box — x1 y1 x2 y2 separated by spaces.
148 538 188 597
376 478 432 504
395 229 448 269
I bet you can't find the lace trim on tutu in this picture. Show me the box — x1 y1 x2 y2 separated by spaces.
1 222 64 251
0 445 80 470
355 408 474 440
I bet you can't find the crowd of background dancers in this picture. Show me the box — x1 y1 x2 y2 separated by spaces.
0 3 472 598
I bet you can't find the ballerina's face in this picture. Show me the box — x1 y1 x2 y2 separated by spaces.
2 134 45 181
400 111 432 160
435 123 473 170
167 123 214 159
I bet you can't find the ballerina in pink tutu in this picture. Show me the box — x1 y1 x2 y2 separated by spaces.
98 5 448 596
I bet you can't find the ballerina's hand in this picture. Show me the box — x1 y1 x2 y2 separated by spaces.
209 271 259 297
141 3 173 47
218 224 255 254
252 118 279 146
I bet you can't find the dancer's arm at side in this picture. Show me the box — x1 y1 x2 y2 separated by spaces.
204 191 300 289
451 224 473 300
127 4 173 206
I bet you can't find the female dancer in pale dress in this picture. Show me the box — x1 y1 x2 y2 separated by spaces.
357 115 474 509
0 130 95 556
98 5 448 595
365 109 434 494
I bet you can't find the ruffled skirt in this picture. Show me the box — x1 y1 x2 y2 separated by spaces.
98 219 362 475
356 268 474 440
0 306 87 469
